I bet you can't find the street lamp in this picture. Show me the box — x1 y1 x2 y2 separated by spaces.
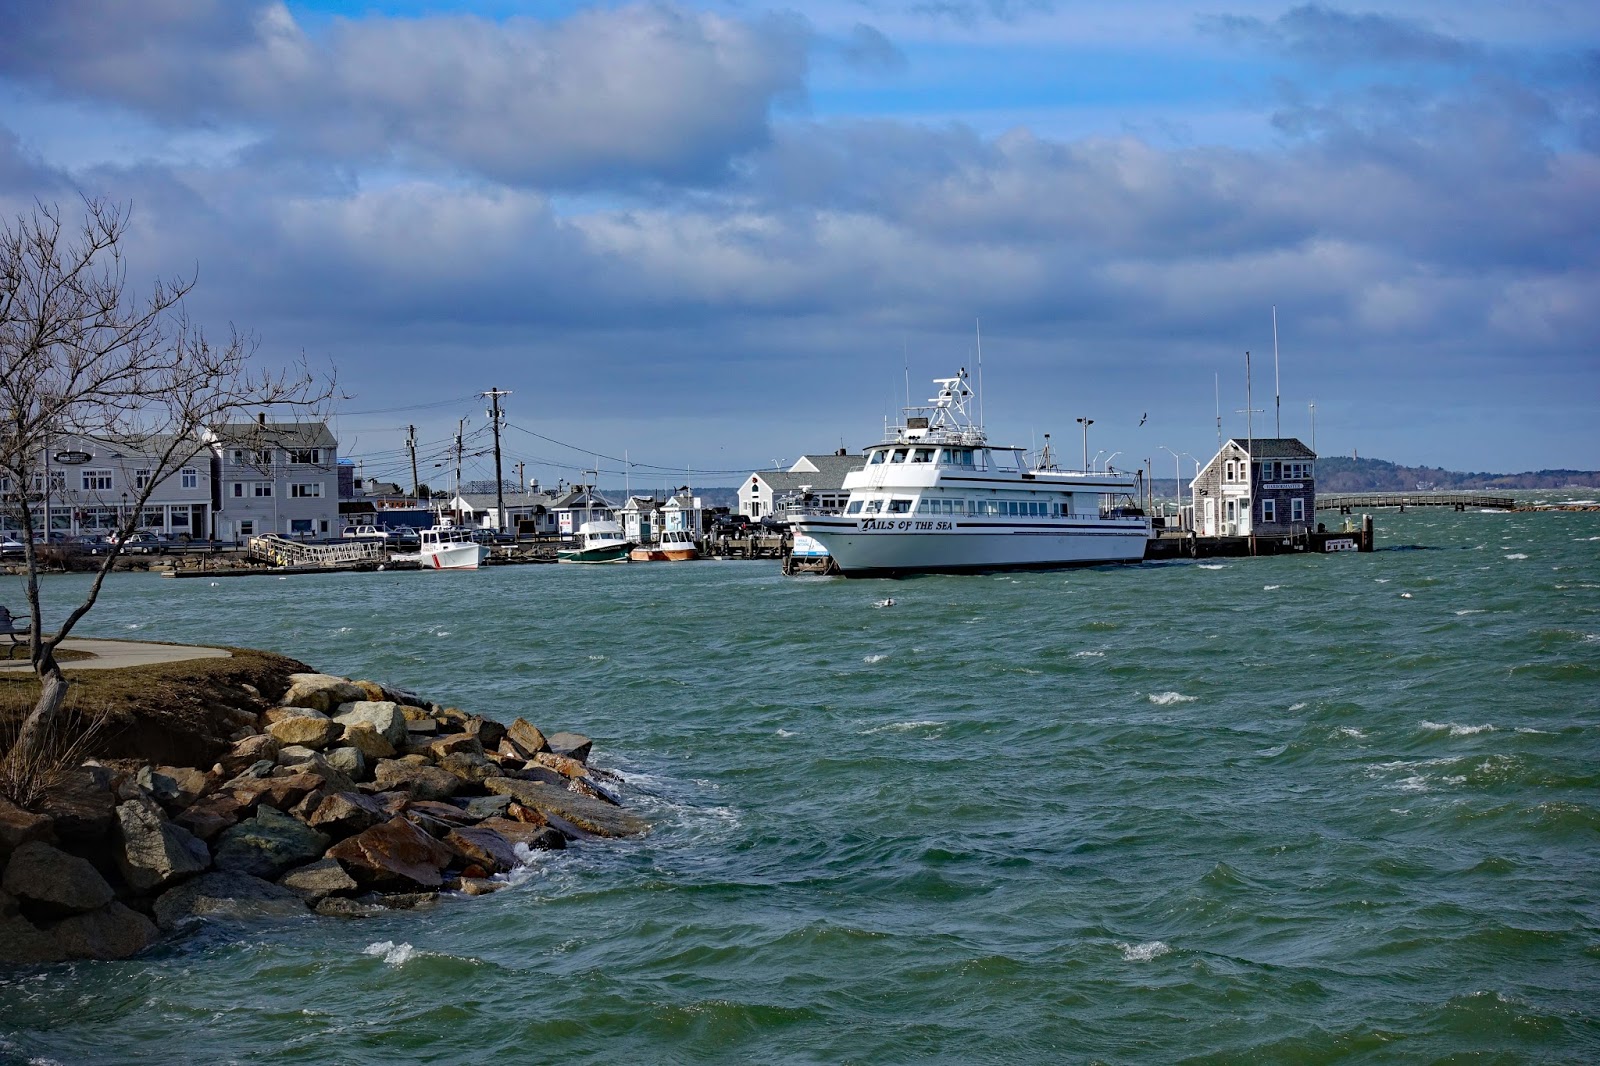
1076 417 1094 473
1182 452 1200 528
1159 446 1180 520
1092 449 1106 473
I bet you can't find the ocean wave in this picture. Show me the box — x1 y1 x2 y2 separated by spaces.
862 719 944 735
1333 726 1366 739
1148 692 1197 706
1288 702 1308 711
1119 940 1170 962
1263 584 1282 591
776 728 796 737
364 940 416 966
1503 553 1529 560
1454 609 1485 616
1073 650 1105 658
1198 564 1228 570
1421 721 1496 736
864 653 889 664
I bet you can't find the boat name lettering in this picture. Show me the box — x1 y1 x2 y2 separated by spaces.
860 519 955 531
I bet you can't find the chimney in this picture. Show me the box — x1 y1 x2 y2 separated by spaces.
258 412 267 426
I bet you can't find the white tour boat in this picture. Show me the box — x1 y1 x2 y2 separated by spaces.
406 527 490 571
793 369 1151 576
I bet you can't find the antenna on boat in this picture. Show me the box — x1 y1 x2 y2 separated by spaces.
1272 306 1281 437
975 318 985 432
904 339 911 411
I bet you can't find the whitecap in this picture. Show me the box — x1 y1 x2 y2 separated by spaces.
1334 727 1366 739
1073 650 1105 658
1263 584 1282 591
776 728 795 738
1288 702 1308 712
1198 564 1228 570
1504 553 1528 560
1421 720 1495 736
864 653 888 664
587 654 606 661
1119 941 1170 962
124 623 142 629
1454 610 1485 616
364 941 415 966
1400 592 1412 598
862 719 943 735
1375 578 1390 584
1148 692 1197 706
1398 775 1430 793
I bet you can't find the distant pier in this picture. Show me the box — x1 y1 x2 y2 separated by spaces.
1317 492 1514 512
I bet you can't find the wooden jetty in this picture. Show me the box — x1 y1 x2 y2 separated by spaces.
1317 492 1514 512
1144 515 1374 560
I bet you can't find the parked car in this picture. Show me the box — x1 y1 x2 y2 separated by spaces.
0 536 25 556
114 531 167 554
341 525 388 540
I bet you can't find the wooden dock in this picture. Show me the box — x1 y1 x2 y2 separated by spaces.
1317 492 1514 512
1145 515 1374 560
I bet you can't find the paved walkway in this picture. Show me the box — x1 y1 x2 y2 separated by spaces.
0 637 232 672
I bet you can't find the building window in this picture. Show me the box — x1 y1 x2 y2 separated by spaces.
253 482 273 497
1262 499 1276 523
255 449 274 465
288 448 322 464
290 518 313 534
232 482 244 498
1291 497 1305 523
1223 461 1234 483
238 520 254 537
82 469 113 491
181 468 198 489
134 469 152 489
290 482 323 498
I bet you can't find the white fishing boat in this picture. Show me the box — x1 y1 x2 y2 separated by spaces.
559 520 632 563
395 527 490 571
793 368 1151 576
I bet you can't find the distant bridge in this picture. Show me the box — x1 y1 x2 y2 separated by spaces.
1316 492 1515 513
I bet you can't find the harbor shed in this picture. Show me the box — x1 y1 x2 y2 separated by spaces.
1192 438 1317 538
739 451 861 520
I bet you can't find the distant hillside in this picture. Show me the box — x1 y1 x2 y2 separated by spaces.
1313 457 1600 492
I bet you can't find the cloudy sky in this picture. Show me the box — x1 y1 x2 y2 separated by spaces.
2 0 1595 487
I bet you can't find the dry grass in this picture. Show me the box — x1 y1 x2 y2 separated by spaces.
0 647 314 805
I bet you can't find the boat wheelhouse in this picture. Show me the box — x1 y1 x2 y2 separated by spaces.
793 369 1151 576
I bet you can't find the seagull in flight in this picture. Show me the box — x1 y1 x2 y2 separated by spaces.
1139 412 1147 426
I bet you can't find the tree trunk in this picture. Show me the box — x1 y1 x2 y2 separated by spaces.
12 654 70 767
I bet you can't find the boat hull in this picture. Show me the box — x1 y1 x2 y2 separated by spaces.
795 519 1149 577
628 546 701 562
421 542 489 570
558 545 631 563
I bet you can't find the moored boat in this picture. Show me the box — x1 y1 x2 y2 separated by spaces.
793 368 1151 576
396 527 490 571
558 519 632 563
629 528 700 562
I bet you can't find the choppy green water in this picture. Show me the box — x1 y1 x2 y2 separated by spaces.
3 505 1599 1064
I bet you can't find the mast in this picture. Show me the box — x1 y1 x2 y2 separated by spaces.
1272 306 1281 437
975 318 985 432
1215 373 1222 447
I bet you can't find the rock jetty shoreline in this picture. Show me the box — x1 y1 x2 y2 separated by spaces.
0 669 644 966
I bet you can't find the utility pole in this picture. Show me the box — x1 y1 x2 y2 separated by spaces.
407 424 420 500
453 417 466 525
482 388 512 532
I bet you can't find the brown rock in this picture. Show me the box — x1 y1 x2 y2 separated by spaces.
452 877 504 897
436 707 470 729
306 791 390 839
444 826 522 874
36 767 116 846
483 778 645 838
372 760 460 801
116 796 211 893
315 896 381 919
229 772 325 814
0 912 65 965
463 717 506 750
531 751 589 780
502 718 549 758
399 704 434 722
404 800 477 827
505 802 548 826
326 816 457 889
220 734 282 775
281 673 367 713
474 816 566 851
175 792 245 841
438 751 497 785
355 680 388 702
137 765 210 810
428 734 484 761
404 718 439 737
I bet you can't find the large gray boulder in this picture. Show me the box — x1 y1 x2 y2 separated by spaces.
545 732 593 762
278 858 358 904
483 778 646 838
212 807 331 880
0 912 66 965
334 701 407 747
267 710 343 750
116 796 211 893
2 840 114 916
372 759 459 801
153 871 310 931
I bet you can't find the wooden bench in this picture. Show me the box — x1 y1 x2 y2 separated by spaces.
1 607 31 659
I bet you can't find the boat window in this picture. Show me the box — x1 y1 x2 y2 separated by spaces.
869 450 887 465
845 500 864 515
888 499 913 514
938 449 953 463
889 449 908 464
912 448 935 463
864 499 883 514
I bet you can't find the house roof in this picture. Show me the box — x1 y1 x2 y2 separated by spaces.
1230 437 1316 459
212 421 338 449
748 453 864 495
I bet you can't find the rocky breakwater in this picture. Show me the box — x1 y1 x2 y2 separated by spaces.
0 671 645 966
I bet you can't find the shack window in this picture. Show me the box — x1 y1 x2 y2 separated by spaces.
1262 498 1276 523
1291 497 1305 523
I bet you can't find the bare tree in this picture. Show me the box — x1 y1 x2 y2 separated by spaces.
0 197 332 776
